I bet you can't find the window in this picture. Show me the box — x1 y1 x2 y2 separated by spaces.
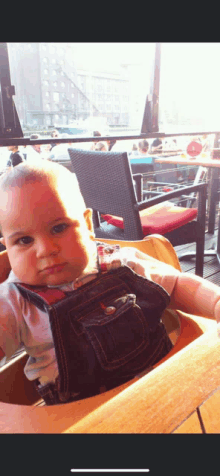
7 42 155 134
46 103 50 111
107 81 111 92
46 115 51 125
53 92 59 102
159 43 220 132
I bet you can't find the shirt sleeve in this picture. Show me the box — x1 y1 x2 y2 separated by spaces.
0 280 22 359
120 247 180 296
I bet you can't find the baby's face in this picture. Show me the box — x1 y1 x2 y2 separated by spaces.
0 179 95 286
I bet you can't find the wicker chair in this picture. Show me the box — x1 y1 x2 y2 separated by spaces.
68 148 207 276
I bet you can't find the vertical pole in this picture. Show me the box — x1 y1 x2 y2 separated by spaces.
141 43 161 134
0 43 23 138
208 133 220 234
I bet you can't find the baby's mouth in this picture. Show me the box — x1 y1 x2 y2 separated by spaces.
41 263 66 274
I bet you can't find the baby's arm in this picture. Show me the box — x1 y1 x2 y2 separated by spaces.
120 247 220 323
0 282 21 361
169 273 220 321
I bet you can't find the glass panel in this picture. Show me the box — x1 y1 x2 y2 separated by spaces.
7 42 156 138
159 43 220 133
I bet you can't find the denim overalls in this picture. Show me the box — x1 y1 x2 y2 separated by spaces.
15 244 173 405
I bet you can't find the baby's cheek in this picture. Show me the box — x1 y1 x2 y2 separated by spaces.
12 255 34 280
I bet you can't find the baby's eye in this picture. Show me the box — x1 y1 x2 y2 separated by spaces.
16 236 33 245
52 223 68 234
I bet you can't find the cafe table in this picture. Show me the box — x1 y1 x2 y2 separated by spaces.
155 154 220 264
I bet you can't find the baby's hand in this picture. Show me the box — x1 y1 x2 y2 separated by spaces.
126 259 148 278
108 259 121 270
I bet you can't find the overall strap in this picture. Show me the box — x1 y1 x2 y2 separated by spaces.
15 283 68 311
14 242 118 310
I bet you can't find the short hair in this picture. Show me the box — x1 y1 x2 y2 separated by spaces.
51 129 59 138
94 141 108 152
93 131 101 137
0 162 86 232
138 139 149 153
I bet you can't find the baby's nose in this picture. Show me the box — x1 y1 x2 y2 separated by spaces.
36 237 59 257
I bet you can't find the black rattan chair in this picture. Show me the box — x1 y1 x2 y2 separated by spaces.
68 148 207 276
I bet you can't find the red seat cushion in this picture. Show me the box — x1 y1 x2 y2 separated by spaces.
102 201 198 235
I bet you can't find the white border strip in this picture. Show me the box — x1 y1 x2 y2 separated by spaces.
70 470 150 473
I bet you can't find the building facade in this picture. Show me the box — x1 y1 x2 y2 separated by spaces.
8 43 130 129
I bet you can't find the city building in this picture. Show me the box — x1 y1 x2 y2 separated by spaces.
7 43 130 130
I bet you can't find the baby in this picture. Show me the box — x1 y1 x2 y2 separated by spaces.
0 161 219 405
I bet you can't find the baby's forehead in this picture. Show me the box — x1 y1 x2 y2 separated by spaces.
0 168 85 220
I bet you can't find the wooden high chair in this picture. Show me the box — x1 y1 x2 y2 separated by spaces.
0 234 218 434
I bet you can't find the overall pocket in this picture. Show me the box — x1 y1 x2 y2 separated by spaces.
71 292 150 371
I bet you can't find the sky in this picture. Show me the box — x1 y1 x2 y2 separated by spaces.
71 42 156 73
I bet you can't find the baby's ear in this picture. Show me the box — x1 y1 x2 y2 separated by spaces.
84 208 94 236
0 236 5 246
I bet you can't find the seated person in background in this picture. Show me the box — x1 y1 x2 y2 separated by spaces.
90 131 102 150
6 145 25 167
26 134 46 163
201 134 211 153
138 139 149 155
0 161 220 405
50 129 60 150
94 141 108 151
42 142 52 158
150 137 164 154
129 143 139 155
49 133 72 161
106 136 117 151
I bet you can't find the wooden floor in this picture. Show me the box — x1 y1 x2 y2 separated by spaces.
175 228 220 284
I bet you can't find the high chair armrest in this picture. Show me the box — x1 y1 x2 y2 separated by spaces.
64 327 220 434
